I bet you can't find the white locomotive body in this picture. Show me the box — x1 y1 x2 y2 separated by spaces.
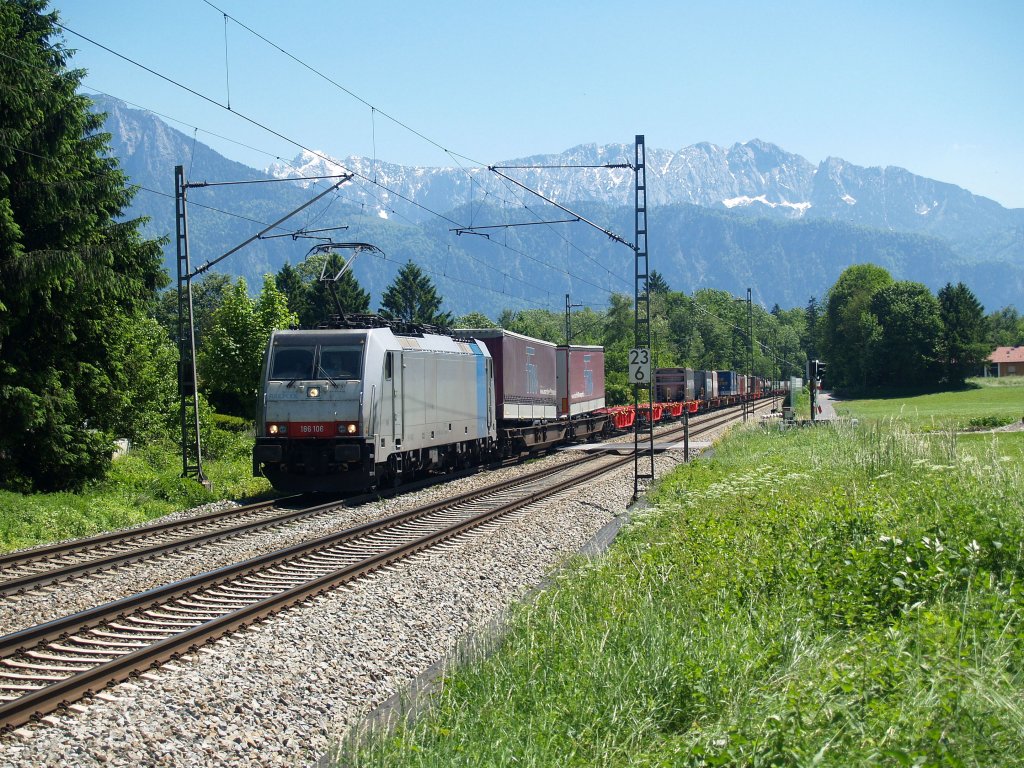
254 326 495 492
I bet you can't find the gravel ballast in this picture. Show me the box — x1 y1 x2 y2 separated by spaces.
0 417 742 767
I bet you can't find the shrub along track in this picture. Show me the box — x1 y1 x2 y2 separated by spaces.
0 401 766 730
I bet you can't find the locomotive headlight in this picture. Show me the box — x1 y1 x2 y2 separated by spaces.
337 422 359 435
268 423 287 435
346 423 358 434
307 387 320 398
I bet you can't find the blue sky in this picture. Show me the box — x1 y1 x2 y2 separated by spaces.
54 0 1024 208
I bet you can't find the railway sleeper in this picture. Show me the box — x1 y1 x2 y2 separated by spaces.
0 683 47 693
69 633 150 647
43 651 118 663
1 659 92 673
0 670 66 683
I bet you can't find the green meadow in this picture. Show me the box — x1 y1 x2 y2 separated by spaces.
341 388 1024 766
833 376 1024 430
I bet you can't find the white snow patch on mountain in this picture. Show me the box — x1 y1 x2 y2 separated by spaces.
722 194 767 208
722 195 811 214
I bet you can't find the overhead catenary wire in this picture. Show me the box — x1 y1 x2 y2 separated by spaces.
150 5 633 295
60 20 619 306
1 47 559 308
15 19 638 311
0 142 559 310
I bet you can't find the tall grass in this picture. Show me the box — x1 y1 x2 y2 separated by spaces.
340 420 1024 766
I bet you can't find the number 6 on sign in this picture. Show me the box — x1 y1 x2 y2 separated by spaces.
628 347 651 384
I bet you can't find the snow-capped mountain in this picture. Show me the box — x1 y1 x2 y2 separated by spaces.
90 94 1023 313
266 138 1021 251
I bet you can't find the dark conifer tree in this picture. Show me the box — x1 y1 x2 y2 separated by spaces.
275 254 370 326
379 261 452 326
273 262 310 325
937 282 988 386
647 270 671 294
309 259 370 324
0 1 164 490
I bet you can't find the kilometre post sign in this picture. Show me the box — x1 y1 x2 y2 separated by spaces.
628 347 651 384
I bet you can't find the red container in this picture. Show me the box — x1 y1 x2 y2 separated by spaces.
460 329 557 421
556 345 606 418
596 405 634 430
638 404 664 423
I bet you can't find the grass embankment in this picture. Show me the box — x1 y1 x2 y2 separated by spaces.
0 428 272 553
342 408 1024 765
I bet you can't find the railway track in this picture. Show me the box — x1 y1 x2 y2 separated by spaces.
0 399 767 729
0 402 759 598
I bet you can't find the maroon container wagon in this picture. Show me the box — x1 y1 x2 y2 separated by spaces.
655 367 695 403
557 345 607 440
460 329 564 453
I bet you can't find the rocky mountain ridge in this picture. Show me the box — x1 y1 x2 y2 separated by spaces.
268 139 1022 254
90 94 1023 314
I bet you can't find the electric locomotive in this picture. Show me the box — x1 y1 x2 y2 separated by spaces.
253 319 496 493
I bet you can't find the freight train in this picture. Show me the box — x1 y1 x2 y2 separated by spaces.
252 315 774 493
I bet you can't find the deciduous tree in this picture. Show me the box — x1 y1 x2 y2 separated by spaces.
869 281 941 388
986 306 1024 348
198 276 296 416
455 312 497 329
822 264 893 391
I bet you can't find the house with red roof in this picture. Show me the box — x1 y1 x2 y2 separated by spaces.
988 346 1024 377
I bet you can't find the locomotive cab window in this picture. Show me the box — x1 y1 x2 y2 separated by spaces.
319 347 362 380
270 347 314 381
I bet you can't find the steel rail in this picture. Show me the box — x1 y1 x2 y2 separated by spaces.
0 399 763 729
0 454 623 730
0 498 286 569
0 400 755 596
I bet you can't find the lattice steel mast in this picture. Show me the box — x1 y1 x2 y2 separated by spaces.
633 135 654 503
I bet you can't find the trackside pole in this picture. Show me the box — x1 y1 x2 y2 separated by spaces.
684 409 689 463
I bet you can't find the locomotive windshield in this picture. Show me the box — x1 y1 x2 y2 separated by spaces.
270 347 314 381
268 343 364 381
319 346 362 380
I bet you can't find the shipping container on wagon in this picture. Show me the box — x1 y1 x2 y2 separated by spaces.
709 371 719 399
654 368 695 402
694 370 710 400
717 370 738 396
556 345 605 417
458 329 557 420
